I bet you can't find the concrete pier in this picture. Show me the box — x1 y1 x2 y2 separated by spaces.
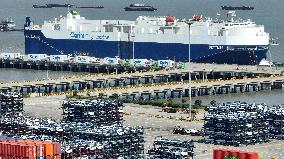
0 59 137 74
102 77 284 101
1 59 283 75
1 75 283 101
1 62 284 100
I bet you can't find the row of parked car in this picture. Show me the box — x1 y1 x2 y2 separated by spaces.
62 99 124 125
203 101 284 146
0 91 23 114
0 112 145 158
0 91 145 158
148 136 195 159
0 52 185 68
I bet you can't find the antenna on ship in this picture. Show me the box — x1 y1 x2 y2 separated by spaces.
226 11 236 22
216 13 221 22
67 5 72 13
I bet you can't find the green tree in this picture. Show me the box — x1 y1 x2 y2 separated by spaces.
111 93 119 99
194 100 202 107
167 98 173 104
210 100 216 106
72 91 78 97
180 98 187 108
138 96 144 101
98 93 104 98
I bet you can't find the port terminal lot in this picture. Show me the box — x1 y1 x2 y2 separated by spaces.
2 62 284 158
23 95 284 159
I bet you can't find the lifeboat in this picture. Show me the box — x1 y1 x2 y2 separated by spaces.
165 16 175 23
193 15 202 21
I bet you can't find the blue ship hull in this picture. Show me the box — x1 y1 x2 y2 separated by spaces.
24 30 268 65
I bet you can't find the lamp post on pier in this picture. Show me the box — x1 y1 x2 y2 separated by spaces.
186 21 192 120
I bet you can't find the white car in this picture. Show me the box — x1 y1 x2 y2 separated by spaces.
185 129 198 134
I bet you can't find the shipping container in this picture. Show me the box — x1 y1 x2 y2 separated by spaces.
229 150 239 157
0 139 60 159
121 59 131 66
27 54 48 61
90 57 100 64
103 57 120 65
0 141 29 158
27 144 36 158
36 144 45 157
3 143 7 156
44 143 54 156
74 56 91 63
0 141 13 156
246 152 258 159
213 149 223 159
176 62 185 69
53 154 61 159
0 53 23 60
52 142 61 155
50 55 69 62
130 59 149 67
14 144 21 158
0 142 3 155
16 140 48 157
213 149 259 159
237 151 247 159
13 143 36 159
19 144 26 158
222 149 230 159
157 60 175 68
6 144 11 156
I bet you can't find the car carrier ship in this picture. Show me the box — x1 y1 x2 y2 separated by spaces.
24 10 270 65
124 4 157 11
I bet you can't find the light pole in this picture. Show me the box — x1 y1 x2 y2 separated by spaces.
132 34 135 61
187 22 192 120
131 31 136 71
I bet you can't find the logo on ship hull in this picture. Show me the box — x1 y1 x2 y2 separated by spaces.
209 45 224 50
70 32 88 39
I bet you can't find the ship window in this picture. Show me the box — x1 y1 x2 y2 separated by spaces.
123 26 129 33
105 25 113 32
225 24 228 26
54 24 60 30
